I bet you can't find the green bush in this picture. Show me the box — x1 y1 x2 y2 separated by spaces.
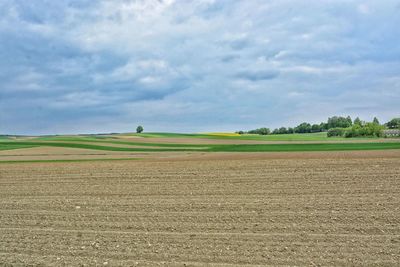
344 125 361 138
327 128 345 137
344 123 384 138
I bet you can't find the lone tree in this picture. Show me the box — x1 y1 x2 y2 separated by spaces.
136 125 144 133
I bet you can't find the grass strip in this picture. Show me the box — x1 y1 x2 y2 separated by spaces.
0 145 37 151
1 141 400 152
209 142 400 152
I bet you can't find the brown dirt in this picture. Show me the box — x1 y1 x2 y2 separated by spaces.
0 147 202 162
0 147 140 161
0 152 399 266
148 150 400 162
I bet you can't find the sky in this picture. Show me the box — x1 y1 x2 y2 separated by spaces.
0 0 399 135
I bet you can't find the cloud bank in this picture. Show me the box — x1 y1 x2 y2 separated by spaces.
1 0 399 134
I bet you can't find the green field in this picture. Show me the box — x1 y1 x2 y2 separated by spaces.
1 132 400 153
0 144 35 151
209 142 400 152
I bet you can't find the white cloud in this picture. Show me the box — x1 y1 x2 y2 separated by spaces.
358 4 370 14
93 59 177 84
281 65 348 75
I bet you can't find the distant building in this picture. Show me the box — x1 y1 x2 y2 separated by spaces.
383 129 400 137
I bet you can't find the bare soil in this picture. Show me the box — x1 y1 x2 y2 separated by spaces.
0 152 399 266
0 147 140 161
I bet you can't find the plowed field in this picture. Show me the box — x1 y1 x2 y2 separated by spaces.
1 153 399 266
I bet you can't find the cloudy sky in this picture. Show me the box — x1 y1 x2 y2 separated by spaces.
0 0 399 134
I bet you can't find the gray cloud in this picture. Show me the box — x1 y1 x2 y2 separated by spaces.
236 70 280 81
0 0 399 134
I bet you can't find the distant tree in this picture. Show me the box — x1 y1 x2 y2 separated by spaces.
278 127 288 134
241 115 389 138
311 124 321 133
327 116 352 129
294 122 312 133
346 116 353 126
386 118 400 129
319 122 328 131
353 117 362 126
236 130 244 135
136 125 144 133
258 127 270 135
248 127 270 135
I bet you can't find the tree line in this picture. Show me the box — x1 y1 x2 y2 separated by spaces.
238 117 400 138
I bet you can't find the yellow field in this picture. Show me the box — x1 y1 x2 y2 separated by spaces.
201 132 241 137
